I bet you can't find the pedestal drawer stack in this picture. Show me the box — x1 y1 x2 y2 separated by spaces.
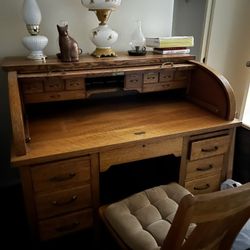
184 132 231 194
30 156 93 240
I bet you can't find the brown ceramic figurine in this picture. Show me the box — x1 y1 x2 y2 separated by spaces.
57 24 82 62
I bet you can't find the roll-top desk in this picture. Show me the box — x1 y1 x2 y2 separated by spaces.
1 53 241 240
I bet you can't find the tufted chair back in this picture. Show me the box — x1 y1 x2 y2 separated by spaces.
99 182 250 250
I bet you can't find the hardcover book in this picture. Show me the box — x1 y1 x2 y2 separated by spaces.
146 36 194 48
153 48 190 55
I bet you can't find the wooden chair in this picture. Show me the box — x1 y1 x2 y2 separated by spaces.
99 182 250 250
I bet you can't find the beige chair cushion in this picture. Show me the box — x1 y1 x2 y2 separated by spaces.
104 182 191 250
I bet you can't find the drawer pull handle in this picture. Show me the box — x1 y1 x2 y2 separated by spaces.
196 164 213 171
52 195 78 206
134 131 146 135
55 221 80 232
160 62 174 68
49 172 76 182
201 146 218 153
194 184 210 191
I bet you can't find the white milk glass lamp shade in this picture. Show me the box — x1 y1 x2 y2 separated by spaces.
23 0 41 25
81 0 121 10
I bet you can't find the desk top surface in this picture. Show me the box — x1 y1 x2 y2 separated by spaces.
12 94 240 166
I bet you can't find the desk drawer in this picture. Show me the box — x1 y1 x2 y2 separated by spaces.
143 72 159 84
31 157 91 193
185 174 221 195
36 185 91 219
22 78 44 94
39 209 93 240
143 81 187 92
24 90 86 103
189 135 230 160
44 77 64 92
100 137 182 172
65 78 85 90
125 73 142 90
186 155 223 181
159 70 174 82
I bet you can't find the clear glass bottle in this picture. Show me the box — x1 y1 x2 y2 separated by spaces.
129 20 146 53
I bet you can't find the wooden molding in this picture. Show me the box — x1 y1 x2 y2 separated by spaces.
8 71 27 156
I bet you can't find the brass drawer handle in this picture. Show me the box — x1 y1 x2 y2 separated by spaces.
160 62 174 68
196 164 213 172
49 172 76 182
52 195 78 206
201 146 218 153
194 184 210 191
55 221 80 232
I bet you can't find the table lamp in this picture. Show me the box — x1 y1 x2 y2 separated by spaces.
22 0 48 60
81 0 121 58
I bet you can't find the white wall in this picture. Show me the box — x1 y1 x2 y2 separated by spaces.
0 0 174 59
206 0 250 117
172 0 207 61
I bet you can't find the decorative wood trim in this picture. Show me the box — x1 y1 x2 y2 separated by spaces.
1 53 196 73
19 167 38 239
8 71 27 156
179 136 189 186
90 153 100 245
225 127 237 179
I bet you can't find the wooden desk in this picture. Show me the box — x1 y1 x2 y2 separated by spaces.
1 53 241 240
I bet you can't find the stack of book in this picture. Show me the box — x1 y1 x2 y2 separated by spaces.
145 36 194 55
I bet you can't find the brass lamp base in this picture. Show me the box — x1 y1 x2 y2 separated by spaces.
92 48 117 58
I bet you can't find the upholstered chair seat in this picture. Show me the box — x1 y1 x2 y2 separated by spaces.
103 183 191 250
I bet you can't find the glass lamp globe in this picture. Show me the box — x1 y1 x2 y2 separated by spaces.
128 20 146 56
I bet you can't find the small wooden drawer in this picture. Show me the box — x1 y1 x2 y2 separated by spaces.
189 135 230 160
44 77 64 92
143 81 187 92
39 209 93 240
100 137 182 172
185 174 221 195
186 155 224 181
23 90 86 103
143 72 159 84
65 78 85 90
174 70 190 80
125 73 142 90
35 185 91 219
31 157 91 193
159 70 174 82
22 78 44 94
